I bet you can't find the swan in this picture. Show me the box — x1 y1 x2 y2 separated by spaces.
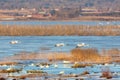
55 43 64 47
7 67 13 71
2 64 7 67
76 43 85 48
40 65 44 68
29 63 35 66
59 71 64 74
46 65 49 68
10 40 18 44
63 60 71 64
54 64 58 68
76 43 89 48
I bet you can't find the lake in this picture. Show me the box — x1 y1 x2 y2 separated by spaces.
0 36 120 58
0 21 120 79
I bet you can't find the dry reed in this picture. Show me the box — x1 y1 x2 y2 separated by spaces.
7 48 119 63
71 48 101 62
0 25 120 36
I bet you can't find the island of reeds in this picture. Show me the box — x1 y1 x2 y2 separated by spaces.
0 25 120 36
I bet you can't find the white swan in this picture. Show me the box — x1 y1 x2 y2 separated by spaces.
76 43 89 48
55 43 64 47
2 64 7 67
63 60 71 64
54 64 58 68
40 65 44 68
7 67 13 71
46 65 49 68
59 71 64 74
76 43 85 48
29 63 35 66
10 40 18 44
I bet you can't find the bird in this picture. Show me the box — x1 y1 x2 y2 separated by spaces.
76 43 85 48
76 43 89 48
46 65 49 68
63 60 71 64
55 43 64 47
2 64 7 67
59 71 64 74
54 64 58 68
29 63 35 66
10 40 18 44
40 65 44 69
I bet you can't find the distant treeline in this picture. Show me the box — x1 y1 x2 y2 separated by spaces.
0 0 120 12
0 25 120 36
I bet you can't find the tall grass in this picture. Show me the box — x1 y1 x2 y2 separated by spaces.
71 48 113 63
71 48 101 62
8 48 120 63
102 48 120 62
0 25 120 36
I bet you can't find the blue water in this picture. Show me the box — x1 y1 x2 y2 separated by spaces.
0 20 120 79
0 35 120 79
0 36 120 58
0 21 120 26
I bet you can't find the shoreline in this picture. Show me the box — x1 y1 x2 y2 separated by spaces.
0 16 120 21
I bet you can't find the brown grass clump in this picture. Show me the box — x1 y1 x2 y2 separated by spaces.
71 48 101 62
100 67 112 79
0 25 120 36
71 63 92 68
81 71 90 75
102 48 120 62
0 69 21 73
27 70 46 74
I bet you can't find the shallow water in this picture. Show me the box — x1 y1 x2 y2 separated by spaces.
0 36 120 58
0 21 120 26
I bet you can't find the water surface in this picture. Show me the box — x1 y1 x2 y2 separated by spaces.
0 21 120 26
0 36 120 58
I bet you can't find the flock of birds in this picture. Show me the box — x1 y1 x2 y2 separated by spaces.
0 63 65 75
55 42 89 48
9 40 89 48
0 62 120 77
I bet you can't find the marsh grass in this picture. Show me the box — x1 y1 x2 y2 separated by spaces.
71 48 102 62
9 52 70 61
102 48 120 62
0 25 120 36
7 48 120 63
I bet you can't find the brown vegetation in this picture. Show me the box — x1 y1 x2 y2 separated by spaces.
102 48 120 62
8 52 70 61
0 25 120 36
0 61 18 66
27 70 46 74
71 63 92 68
7 48 119 63
71 48 100 62
0 69 21 73
100 67 112 79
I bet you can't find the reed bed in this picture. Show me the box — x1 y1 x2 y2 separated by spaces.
0 25 120 36
7 48 120 63
71 48 101 62
102 48 120 62
8 52 71 61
